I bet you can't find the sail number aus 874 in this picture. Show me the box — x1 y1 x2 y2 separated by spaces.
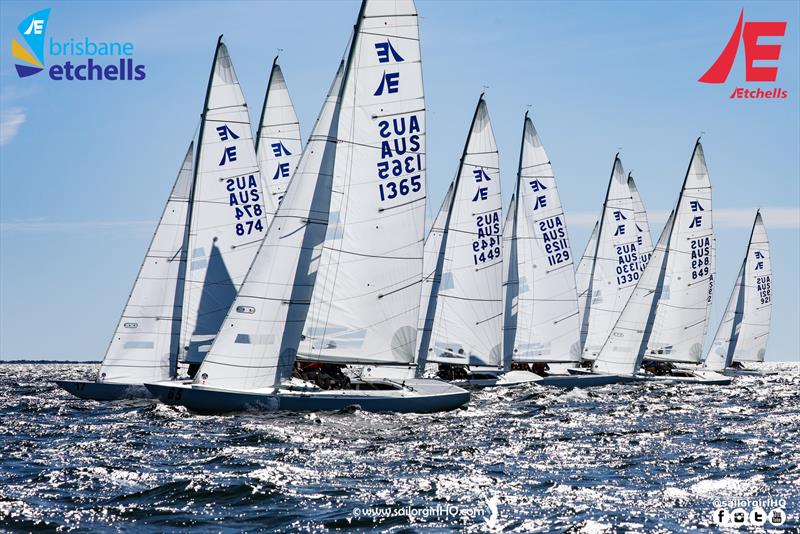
227 174 265 236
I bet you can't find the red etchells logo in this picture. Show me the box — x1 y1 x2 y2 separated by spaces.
699 9 788 99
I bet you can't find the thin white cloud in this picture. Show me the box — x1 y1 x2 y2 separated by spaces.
0 106 26 146
568 207 800 229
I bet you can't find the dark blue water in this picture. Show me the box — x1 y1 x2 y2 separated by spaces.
1 363 798 532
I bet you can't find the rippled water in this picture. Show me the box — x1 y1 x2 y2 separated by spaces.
1 363 798 532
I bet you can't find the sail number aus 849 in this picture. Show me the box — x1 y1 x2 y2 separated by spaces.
690 236 711 280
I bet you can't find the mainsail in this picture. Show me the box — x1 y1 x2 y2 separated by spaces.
579 156 637 360
417 96 503 368
192 63 346 390
181 38 268 366
503 114 581 364
98 142 193 383
704 211 771 370
628 173 654 274
594 139 715 374
300 0 427 365
256 58 302 218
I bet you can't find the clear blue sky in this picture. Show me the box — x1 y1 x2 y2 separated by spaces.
1 1 798 362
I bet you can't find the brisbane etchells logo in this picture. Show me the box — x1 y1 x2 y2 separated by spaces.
10 8 146 81
699 8 788 99
11 8 49 77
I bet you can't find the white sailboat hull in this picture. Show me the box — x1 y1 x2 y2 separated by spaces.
145 378 469 414
55 380 153 400
452 370 541 388
644 370 732 385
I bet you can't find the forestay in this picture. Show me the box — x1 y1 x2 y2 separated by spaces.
256 58 302 218
580 157 637 360
705 211 771 369
194 63 345 391
421 97 503 368
503 114 581 364
98 142 193 383
301 0 427 365
181 39 268 365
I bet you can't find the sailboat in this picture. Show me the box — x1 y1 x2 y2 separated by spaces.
703 211 774 376
55 142 194 400
145 0 470 413
256 57 302 218
587 139 729 385
180 37 270 378
414 96 539 387
56 37 284 400
578 156 639 362
502 113 581 378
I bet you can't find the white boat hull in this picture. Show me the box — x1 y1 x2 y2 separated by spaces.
645 370 732 385
145 378 469 414
452 370 541 388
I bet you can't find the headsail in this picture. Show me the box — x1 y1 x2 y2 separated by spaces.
256 58 302 218
575 220 598 330
419 96 503 368
181 38 268 366
644 141 714 363
503 114 581 364
98 142 193 383
579 156 637 360
416 181 455 369
193 63 346 391
300 0 427 365
705 211 771 369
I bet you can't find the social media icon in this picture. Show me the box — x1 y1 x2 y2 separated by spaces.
768 508 786 526
732 508 748 525
750 507 767 526
712 508 729 525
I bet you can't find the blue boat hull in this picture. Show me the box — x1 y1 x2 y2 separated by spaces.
145 379 469 414
54 380 153 400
